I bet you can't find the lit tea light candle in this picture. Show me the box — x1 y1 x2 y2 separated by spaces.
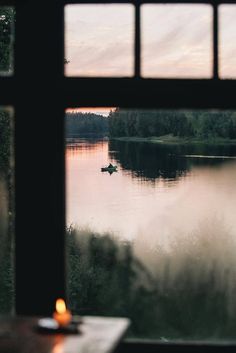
53 298 72 327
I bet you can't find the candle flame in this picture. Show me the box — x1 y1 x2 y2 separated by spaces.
55 298 66 314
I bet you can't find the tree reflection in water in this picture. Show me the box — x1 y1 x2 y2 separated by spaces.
109 140 236 182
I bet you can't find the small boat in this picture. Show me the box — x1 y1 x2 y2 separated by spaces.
101 164 118 172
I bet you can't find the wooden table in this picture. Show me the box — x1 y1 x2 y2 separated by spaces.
0 316 130 353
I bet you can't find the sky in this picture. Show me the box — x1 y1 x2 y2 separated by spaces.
64 4 236 79
66 107 116 116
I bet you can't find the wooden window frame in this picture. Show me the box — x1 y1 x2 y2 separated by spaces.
1 0 236 351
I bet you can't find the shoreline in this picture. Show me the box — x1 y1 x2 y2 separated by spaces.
111 135 236 145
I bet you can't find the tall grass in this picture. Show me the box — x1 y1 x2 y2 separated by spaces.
66 219 236 341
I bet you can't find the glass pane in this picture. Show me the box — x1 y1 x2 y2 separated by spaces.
0 107 14 314
141 4 213 78
219 5 236 79
64 5 134 77
0 7 14 75
66 108 236 341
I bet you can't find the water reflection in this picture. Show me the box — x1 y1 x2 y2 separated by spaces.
109 140 236 181
67 138 108 152
66 139 236 243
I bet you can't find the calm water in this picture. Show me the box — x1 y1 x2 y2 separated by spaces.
66 139 236 339
66 139 236 250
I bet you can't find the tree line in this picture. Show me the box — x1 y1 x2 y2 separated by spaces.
108 109 236 139
66 112 108 137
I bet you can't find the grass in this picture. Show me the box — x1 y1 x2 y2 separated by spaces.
66 219 236 341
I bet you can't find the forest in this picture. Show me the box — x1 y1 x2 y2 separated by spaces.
108 108 236 140
65 109 236 141
66 112 108 137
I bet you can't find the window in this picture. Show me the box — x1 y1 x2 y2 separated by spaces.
219 4 236 78
141 4 213 78
64 1 236 344
65 4 134 77
65 108 236 341
2 0 236 351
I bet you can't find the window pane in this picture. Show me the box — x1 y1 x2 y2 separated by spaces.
0 107 14 314
64 5 134 77
0 7 14 75
66 108 236 341
219 5 236 79
141 4 213 78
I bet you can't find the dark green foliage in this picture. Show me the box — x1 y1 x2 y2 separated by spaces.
66 227 138 318
0 7 14 73
0 109 14 314
0 229 14 313
109 109 236 140
67 227 236 340
0 109 11 168
66 112 109 137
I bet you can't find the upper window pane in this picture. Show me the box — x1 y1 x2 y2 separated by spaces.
64 4 134 77
141 4 213 78
0 7 14 76
219 5 236 79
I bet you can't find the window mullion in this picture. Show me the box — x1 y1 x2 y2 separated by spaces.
15 1 65 316
0 77 15 105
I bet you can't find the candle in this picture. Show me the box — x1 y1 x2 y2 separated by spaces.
53 298 72 327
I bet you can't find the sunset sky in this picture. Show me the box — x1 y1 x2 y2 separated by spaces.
65 4 236 79
66 107 116 116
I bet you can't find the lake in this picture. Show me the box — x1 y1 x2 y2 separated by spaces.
66 139 236 252
66 138 236 340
